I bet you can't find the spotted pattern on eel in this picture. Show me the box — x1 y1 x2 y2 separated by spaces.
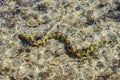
18 32 115 58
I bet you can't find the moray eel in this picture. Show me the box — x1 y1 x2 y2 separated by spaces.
18 32 114 58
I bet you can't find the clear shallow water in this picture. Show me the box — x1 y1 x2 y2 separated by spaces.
0 0 120 80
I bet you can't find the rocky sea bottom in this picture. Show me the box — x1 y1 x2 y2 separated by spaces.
0 0 120 80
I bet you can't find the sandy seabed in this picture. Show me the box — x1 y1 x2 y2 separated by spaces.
0 0 120 80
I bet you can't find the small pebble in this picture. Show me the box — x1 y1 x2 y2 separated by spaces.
34 0 40 2
23 77 29 80
97 4 106 8
107 10 113 13
10 76 16 80
21 15 28 20
37 4 47 12
25 48 31 53
62 1 67 5
96 61 104 69
115 15 120 21
18 48 24 53
86 19 95 25
0 1 4 6
75 6 81 10
12 9 21 15
116 5 120 11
